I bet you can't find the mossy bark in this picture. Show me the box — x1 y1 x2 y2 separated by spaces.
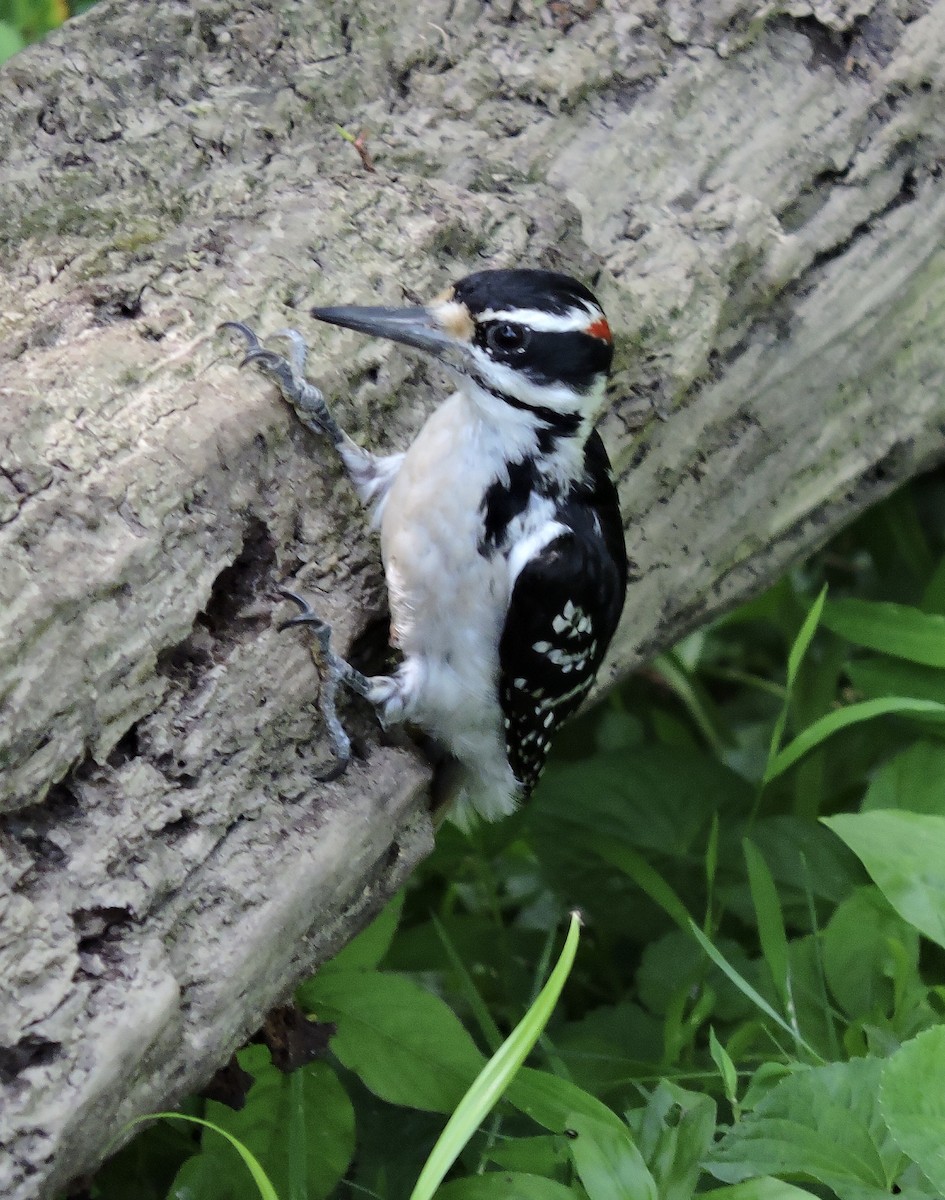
2 0 945 1194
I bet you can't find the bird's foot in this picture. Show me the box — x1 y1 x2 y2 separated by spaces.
222 322 344 444
277 588 369 780
278 588 408 779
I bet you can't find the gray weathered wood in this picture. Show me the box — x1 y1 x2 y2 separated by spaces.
2 0 945 1193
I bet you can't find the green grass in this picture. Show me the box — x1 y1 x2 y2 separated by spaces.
88 472 945 1199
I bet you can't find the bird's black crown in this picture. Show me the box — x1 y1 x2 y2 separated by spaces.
452 269 605 320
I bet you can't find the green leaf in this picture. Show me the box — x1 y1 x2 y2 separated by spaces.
92 1116 197 1200
135 1113 280 1200
764 697 945 783
164 1051 354 1200
304 971 485 1112
745 815 862 907
880 1026 945 1192
637 929 756 1023
652 649 729 755
435 1174 581 1199
846 657 945 706
634 1081 716 1200
921 554 945 615
823 810 945 949
823 887 918 1019
507 1068 629 1138
701 1180 820 1199
762 586 828 781
687 921 818 1059
587 837 691 929
709 1028 740 1115
430 911 503 1053
709 1057 906 1196
788 586 828 688
588 837 817 1054
409 914 581 1200
529 747 751 946
0 19 24 61
863 742 945 814
533 746 748 859
781 934 839 1062
555 1000 661 1096
565 1113 658 1200
486 1135 569 1175
823 598 945 667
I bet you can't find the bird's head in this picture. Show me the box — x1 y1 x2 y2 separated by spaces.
312 268 613 444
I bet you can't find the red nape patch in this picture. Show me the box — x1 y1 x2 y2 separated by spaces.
586 317 612 343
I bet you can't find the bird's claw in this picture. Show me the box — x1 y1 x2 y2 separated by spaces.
220 319 260 345
314 756 350 784
239 346 284 371
276 587 370 781
222 322 339 442
277 586 319 621
276 588 332 649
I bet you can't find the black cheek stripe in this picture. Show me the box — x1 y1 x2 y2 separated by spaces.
473 374 582 437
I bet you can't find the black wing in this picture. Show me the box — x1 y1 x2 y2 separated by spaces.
499 432 627 795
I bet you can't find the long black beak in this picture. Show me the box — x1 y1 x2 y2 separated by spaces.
311 304 462 358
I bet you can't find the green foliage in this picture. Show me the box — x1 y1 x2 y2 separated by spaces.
300 970 486 1114
824 810 945 950
879 1026 945 1193
0 0 90 63
148 1113 281 1200
92 473 945 1200
710 1057 909 1197
410 915 581 1200
165 1051 355 1200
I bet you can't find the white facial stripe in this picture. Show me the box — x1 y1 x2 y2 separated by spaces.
467 346 607 412
467 348 586 410
477 305 600 334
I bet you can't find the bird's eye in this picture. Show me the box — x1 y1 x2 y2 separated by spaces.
486 322 528 354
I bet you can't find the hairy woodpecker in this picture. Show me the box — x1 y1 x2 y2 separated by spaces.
226 269 627 828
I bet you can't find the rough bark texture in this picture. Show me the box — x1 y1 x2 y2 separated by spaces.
3 0 945 1193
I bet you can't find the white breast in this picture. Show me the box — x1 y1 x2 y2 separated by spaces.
380 393 508 735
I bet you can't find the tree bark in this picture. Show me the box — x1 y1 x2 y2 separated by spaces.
3 0 945 1193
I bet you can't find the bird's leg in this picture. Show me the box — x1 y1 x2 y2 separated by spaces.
222 323 401 510
278 590 408 780
223 323 408 779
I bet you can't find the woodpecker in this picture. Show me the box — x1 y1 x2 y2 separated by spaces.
226 268 626 828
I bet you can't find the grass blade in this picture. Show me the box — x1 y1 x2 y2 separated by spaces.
408 913 582 1200
125 1113 280 1200
764 586 828 778
586 837 820 1059
764 696 945 783
742 839 790 1012
686 922 819 1060
431 912 503 1053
